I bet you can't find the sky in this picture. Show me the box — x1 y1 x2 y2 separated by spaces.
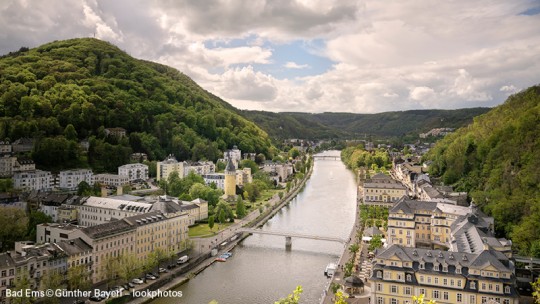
1 0 539 113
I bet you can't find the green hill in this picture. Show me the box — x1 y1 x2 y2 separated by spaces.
241 108 490 140
425 85 540 257
0 38 273 172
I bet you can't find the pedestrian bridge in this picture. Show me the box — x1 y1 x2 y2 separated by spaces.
238 228 347 247
313 155 341 160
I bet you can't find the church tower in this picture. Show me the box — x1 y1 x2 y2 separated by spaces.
224 156 237 200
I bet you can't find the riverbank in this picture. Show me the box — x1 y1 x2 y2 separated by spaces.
127 157 315 304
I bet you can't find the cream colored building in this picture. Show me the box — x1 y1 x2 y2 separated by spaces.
370 245 519 304
77 196 153 227
156 155 184 181
362 173 407 206
236 167 253 186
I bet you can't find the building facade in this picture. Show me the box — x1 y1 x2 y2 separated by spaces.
59 169 94 191
370 245 519 304
76 196 153 227
118 163 149 182
156 155 184 181
12 170 52 191
362 173 407 206
203 173 225 190
224 159 236 200
93 174 129 187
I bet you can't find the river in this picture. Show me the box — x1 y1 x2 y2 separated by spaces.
152 150 357 304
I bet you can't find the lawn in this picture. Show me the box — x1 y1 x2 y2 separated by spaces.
188 222 233 238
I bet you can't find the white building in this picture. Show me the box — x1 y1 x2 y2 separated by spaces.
77 196 153 227
13 170 52 191
156 155 184 181
93 173 129 187
184 161 215 177
118 163 149 181
0 155 16 177
59 169 94 190
202 173 225 190
224 145 241 167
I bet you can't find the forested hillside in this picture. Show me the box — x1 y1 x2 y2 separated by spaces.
241 108 489 140
425 85 540 257
0 38 273 172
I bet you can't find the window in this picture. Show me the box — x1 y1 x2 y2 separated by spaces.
482 283 486 290
419 288 425 296
505 286 510 294
390 299 398 304
503 300 510 304
458 280 462 287
377 283 382 292
432 290 439 299
443 278 447 285
471 281 476 289
450 279 454 286
482 296 487 303
434 277 439 284
377 297 384 304
420 276 424 283
457 293 462 302
377 271 382 279
443 292 449 300
420 262 425 269
406 274 412 282
404 287 412 295
470 296 475 304
434 264 439 271
427 277 431 283
391 285 398 294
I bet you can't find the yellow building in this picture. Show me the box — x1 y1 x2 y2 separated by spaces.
362 173 407 206
370 245 519 304
156 154 184 181
224 158 236 200
123 211 189 261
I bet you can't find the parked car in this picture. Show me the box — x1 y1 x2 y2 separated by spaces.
127 282 135 288
167 264 176 269
132 278 144 284
145 273 157 280
158 267 168 273
177 255 189 264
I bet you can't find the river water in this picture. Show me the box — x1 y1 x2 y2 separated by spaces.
153 150 357 304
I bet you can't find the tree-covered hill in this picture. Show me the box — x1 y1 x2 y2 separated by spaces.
0 38 273 172
241 108 490 140
425 85 540 257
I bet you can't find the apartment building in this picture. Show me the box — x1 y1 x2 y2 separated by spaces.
12 170 52 191
59 169 94 191
370 245 519 304
77 196 153 227
156 155 184 181
362 173 407 206
118 163 148 182
93 173 129 187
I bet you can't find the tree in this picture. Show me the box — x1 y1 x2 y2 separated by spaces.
334 291 347 304
103 255 121 288
275 285 302 304
349 243 360 255
40 271 64 304
63 124 78 141
412 294 437 304
67 264 91 293
288 147 300 159
236 196 247 219
208 215 215 230
117 253 141 284
10 270 33 304
532 277 540 304
0 207 28 251
26 210 52 241
368 234 383 252
244 183 261 203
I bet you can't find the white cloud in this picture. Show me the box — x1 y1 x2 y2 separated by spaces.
500 85 518 94
409 86 436 102
284 62 309 69
216 66 278 102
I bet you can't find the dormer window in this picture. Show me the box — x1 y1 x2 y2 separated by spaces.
434 264 439 271
420 262 425 269
377 271 382 278
505 286 510 294
471 281 476 289
443 265 448 272
456 266 462 274
406 274 412 281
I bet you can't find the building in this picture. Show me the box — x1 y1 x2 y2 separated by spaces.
0 252 15 302
387 198 511 253
224 146 242 167
36 223 85 244
13 158 35 172
0 155 16 177
130 153 148 162
118 163 149 182
38 193 72 222
203 173 225 190
149 196 208 226
55 238 92 273
370 244 519 304
57 205 78 224
183 161 215 177
11 138 34 153
123 211 190 261
236 167 253 186
12 170 52 191
93 173 129 187
79 220 136 283
77 196 153 227
262 162 293 183
104 127 126 138
59 169 94 191
224 158 236 200
362 173 407 206
156 155 184 181
0 141 11 154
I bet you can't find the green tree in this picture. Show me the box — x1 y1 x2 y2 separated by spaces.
334 291 347 304
368 234 383 252
532 277 540 303
40 271 64 304
349 243 360 255
10 270 33 304
208 215 215 230
0 207 28 251
67 264 91 292
244 183 261 203
26 210 52 241
117 253 141 284
63 124 78 141
288 147 300 159
236 196 247 219
275 285 302 304
240 159 259 174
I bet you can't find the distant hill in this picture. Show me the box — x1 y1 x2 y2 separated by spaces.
240 108 490 140
425 85 540 257
0 38 273 172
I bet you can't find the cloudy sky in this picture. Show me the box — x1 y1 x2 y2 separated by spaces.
1 0 539 113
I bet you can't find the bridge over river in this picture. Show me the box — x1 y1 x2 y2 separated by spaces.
238 227 348 247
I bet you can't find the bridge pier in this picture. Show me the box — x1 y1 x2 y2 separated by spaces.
285 236 292 248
